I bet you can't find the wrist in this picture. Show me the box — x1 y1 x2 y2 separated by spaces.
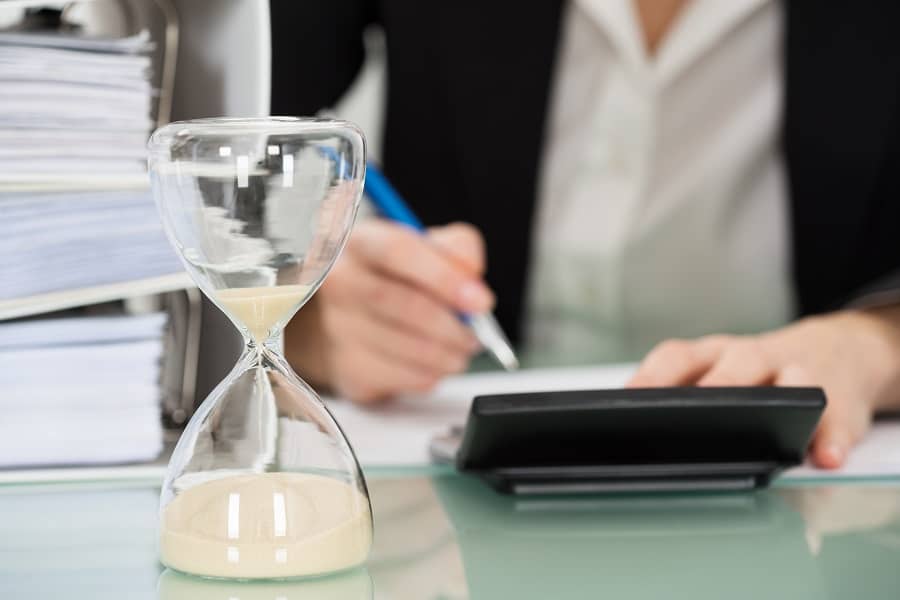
840 304 900 410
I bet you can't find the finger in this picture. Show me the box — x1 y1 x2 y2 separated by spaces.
775 365 848 469
323 252 479 354
697 339 775 387
427 222 486 276
810 411 853 470
335 344 442 404
344 309 472 377
352 221 494 313
808 394 870 471
627 336 731 387
349 267 480 355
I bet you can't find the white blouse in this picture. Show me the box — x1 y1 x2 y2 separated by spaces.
523 0 795 365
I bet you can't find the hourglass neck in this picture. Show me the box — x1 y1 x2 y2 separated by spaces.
247 330 285 356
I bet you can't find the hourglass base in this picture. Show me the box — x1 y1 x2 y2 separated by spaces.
159 345 372 580
160 471 371 579
156 567 375 600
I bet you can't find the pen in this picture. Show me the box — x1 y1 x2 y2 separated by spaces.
363 162 520 371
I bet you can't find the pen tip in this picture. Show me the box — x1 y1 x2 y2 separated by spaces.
467 312 520 371
494 346 520 372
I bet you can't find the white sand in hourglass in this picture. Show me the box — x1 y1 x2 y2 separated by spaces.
216 285 310 342
160 473 372 579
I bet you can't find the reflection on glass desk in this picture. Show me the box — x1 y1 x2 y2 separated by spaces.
1 471 900 599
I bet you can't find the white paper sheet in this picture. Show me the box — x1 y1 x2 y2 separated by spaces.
327 365 900 481
0 29 153 54
781 422 900 481
0 314 167 468
326 365 635 467
0 312 166 349
0 189 181 300
0 29 153 182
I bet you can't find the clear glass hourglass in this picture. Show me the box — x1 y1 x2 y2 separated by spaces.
148 117 371 580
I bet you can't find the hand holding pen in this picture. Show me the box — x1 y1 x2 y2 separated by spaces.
363 163 519 372
286 155 519 403
286 216 500 403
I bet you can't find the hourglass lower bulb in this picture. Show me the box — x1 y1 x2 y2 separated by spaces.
148 117 372 579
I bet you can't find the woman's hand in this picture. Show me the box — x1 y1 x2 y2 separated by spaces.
286 220 491 403
628 305 900 469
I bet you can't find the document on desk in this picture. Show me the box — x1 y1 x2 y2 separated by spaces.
326 365 900 481
326 365 635 467
781 422 900 481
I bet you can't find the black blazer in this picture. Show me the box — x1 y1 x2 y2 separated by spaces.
271 1 900 344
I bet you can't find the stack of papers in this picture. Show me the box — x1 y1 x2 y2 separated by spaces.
0 188 182 300
0 313 167 468
0 30 154 178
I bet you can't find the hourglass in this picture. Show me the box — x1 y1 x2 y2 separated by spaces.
148 118 371 580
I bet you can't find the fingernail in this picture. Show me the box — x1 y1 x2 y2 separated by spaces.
823 443 845 468
458 281 493 312
467 336 483 353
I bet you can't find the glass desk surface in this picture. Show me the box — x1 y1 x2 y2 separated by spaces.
1 468 900 599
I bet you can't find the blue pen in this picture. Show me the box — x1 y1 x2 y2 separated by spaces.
364 162 520 371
